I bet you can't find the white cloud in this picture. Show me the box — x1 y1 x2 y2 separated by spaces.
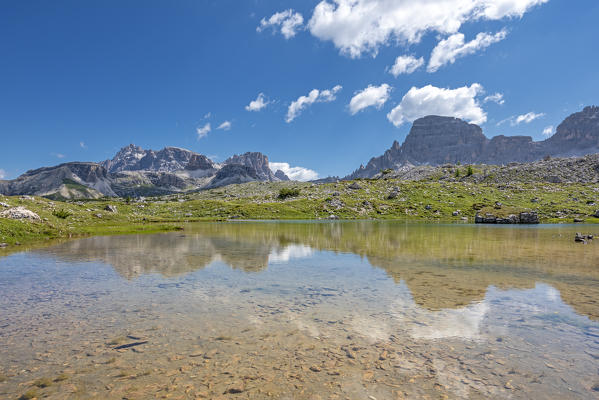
217 121 232 131
245 93 270 112
52 153 65 159
387 84 486 127
270 162 319 181
203 112 211 119
79 141 87 149
483 92 505 105
196 123 211 139
542 125 554 137
308 0 547 58
269 244 314 263
388 55 424 76
0 169 5 179
286 85 342 123
257 9 304 39
428 30 507 72
513 111 545 125
349 84 391 115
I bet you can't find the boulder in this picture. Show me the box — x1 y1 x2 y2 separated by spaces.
348 182 363 190
104 205 118 213
0 207 41 221
519 212 539 224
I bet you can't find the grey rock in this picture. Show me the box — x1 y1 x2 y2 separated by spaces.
104 205 118 213
519 212 539 224
274 169 290 181
348 182 363 190
0 206 41 220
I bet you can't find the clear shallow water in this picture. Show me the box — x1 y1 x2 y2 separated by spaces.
0 222 598 399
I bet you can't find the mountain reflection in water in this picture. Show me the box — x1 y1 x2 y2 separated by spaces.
37 221 599 320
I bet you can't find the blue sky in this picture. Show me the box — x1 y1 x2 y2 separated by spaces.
1 0 598 180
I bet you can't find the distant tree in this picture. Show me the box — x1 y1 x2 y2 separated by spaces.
466 166 473 176
455 169 461 178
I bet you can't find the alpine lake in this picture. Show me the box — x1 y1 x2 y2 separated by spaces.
1 221 598 399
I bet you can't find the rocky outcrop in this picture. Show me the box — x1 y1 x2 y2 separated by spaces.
224 152 278 181
0 162 114 199
348 140 402 179
208 164 260 188
185 154 217 171
102 145 201 173
475 212 539 224
0 207 41 220
347 106 599 178
544 106 599 155
274 170 290 181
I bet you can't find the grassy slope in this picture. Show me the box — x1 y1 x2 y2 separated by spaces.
1 179 598 247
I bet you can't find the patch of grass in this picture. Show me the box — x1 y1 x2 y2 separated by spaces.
52 209 72 219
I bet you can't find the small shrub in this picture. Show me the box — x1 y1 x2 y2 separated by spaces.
52 209 72 219
455 169 461 178
466 166 473 176
278 188 301 199
381 168 393 175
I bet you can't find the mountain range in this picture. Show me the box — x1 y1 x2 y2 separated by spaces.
347 106 599 179
0 106 598 199
0 147 289 199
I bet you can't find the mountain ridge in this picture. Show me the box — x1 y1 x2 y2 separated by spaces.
346 106 599 179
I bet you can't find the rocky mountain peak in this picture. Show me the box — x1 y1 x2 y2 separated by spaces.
224 152 277 181
274 170 290 181
547 105 599 151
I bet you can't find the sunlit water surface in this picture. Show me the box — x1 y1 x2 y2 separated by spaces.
1 221 598 399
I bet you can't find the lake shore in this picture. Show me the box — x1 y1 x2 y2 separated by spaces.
1 179 598 249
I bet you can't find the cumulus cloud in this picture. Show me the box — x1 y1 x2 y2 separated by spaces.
483 92 505 105
0 169 5 179
387 84 486 127
514 111 545 125
542 125 554 137
428 30 507 72
308 0 547 58
245 93 270 112
257 9 304 39
196 123 211 139
349 84 391 115
269 162 319 181
286 85 342 123
217 121 232 131
388 55 424 76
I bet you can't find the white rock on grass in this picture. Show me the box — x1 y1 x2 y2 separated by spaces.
0 207 41 220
